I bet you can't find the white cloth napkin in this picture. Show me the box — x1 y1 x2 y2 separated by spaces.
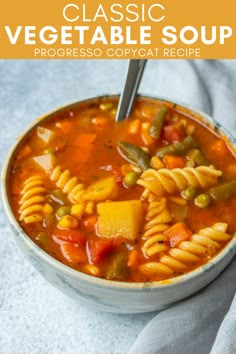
129 60 236 354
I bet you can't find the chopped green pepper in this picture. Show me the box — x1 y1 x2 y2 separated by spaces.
209 181 236 201
106 252 128 281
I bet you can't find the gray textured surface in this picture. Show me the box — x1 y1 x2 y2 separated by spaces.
1 59 236 354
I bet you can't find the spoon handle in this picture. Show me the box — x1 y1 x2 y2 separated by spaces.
115 60 147 122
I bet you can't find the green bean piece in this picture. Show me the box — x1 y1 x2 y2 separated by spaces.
187 149 210 166
194 194 211 208
118 141 151 170
181 186 197 200
124 172 138 187
149 107 168 139
51 189 68 205
156 136 197 158
56 206 71 218
209 181 236 201
106 252 128 281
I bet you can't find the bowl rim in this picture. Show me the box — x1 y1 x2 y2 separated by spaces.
1 94 236 291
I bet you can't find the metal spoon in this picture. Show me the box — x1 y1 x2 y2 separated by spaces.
115 60 147 122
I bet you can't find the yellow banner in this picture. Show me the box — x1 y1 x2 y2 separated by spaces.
1 0 235 59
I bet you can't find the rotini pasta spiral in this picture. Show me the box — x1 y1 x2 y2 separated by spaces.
137 166 222 197
142 198 172 257
50 165 95 215
19 175 53 223
140 223 232 277
50 165 85 203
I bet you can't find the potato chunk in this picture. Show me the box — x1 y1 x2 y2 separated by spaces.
33 154 55 171
83 176 118 202
97 200 143 240
37 126 56 143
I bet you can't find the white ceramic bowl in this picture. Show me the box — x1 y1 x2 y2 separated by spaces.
2 96 236 313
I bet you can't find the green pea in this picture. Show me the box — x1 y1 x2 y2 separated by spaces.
194 194 211 208
44 148 55 155
56 206 71 218
124 172 138 187
181 186 197 200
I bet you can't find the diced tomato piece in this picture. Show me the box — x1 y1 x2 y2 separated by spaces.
164 222 192 247
82 215 98 232
87 239 113 264
61 242 87 263
115 175 124 184
163 125 184 143
53 229 86 244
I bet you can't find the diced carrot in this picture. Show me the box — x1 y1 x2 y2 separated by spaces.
163 155 186 169
141 122 156 146
164 222 192 247
82 215 98 231
92 116 109 127
53 229 86 244
127 250 141 268
163 125 184 143
211 139 228 156
61 242 87 263
75 133 96 163
87 239 113 264
128 119 141 135
55 120 73 134
16 145 32 160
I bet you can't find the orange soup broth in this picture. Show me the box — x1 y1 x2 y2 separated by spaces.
7 97 236 282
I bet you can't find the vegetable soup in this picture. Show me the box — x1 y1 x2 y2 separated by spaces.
7 97 236 282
